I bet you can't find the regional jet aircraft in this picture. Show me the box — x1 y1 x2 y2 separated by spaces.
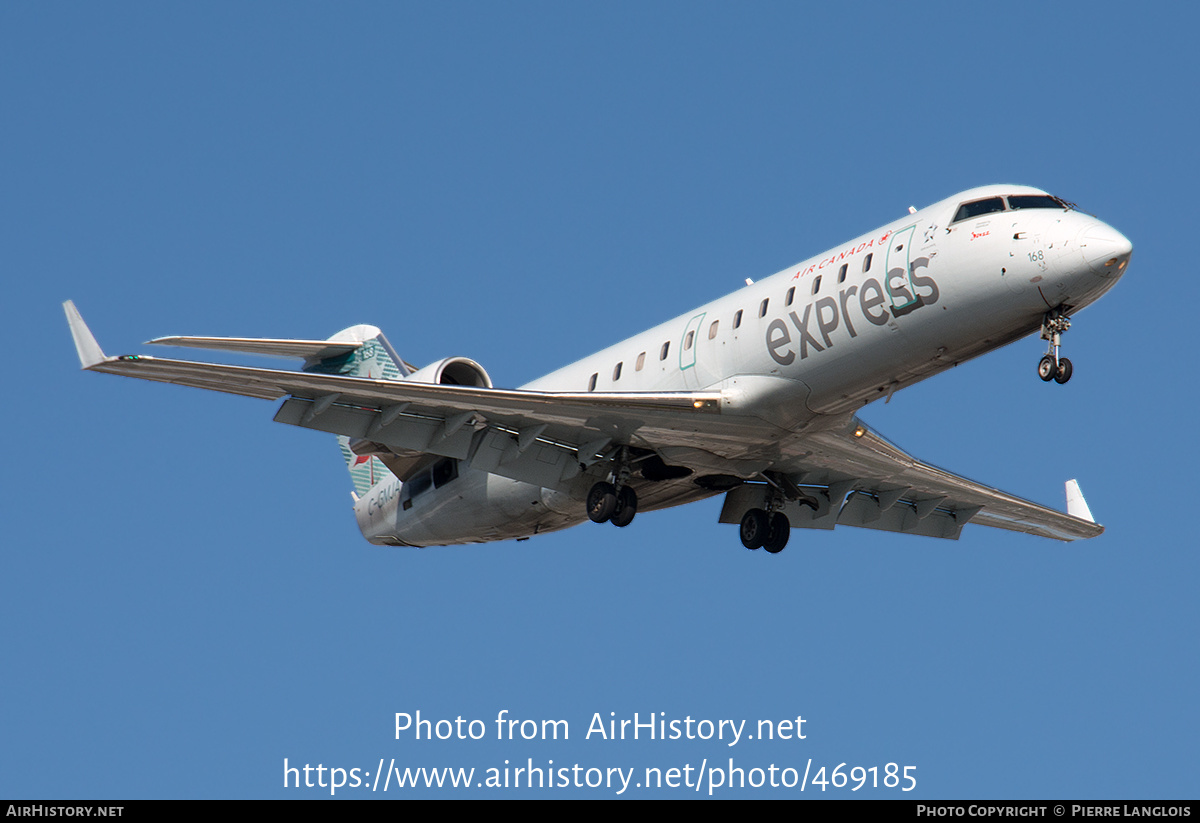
65 185 1131 551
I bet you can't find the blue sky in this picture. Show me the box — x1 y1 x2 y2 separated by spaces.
3 2 1197 799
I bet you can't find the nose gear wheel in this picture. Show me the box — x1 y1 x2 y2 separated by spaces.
1038 309 1074 384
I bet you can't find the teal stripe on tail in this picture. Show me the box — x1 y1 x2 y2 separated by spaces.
305 324 409 496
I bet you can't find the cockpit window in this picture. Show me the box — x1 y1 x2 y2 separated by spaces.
952 197 1006 223
1006 194 1068 211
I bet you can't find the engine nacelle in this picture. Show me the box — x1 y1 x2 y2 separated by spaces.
404 357 493 388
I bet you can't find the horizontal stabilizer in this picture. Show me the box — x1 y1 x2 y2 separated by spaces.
147 335 362 362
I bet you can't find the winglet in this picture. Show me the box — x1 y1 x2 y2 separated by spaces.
1065 479 1095 523
62 300 108 368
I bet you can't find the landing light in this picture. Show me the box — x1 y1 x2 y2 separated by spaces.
1105 257 1119 268
853 425 866 438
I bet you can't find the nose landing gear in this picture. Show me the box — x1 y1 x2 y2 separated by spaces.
1038 309 1073 384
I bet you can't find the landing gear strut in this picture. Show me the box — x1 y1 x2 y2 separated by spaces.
1038 309 1073 384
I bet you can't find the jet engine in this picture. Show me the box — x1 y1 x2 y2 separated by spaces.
404 357 493 388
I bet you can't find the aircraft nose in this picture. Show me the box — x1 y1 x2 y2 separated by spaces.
1078 222 1133 278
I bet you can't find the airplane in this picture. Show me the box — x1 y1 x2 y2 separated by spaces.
64 184 1132 552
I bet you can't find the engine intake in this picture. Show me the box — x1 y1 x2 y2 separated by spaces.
404 357 493 388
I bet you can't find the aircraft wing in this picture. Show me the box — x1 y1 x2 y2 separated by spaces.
67 302 1101 541
793 423 1102 541
63 303 765 478
716 417 1103 542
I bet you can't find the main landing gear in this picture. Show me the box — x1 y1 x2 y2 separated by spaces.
586 481 637 527
739 508 790 553
1038 308 1073 384
586 447 638 528
738 473 806 553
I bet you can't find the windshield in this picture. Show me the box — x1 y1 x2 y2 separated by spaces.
951 197 1005 223
952 193 1072 224
1007 194 1068 211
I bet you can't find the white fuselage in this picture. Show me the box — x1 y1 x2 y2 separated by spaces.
356 185 1131 547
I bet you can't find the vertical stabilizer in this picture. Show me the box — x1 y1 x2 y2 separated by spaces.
304 325 409 496
302 324 409 381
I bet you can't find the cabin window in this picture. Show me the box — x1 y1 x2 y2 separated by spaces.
588 373 597 392
952 196 1006 223
759 298 769 318
636 352 646 371
733 309 743 329
812 276 822 295
862 253 872 273
660 341 670 360
684 331 694 351
786 286 795 306
708 320 719 340
838 264 848 283
612 362 622 381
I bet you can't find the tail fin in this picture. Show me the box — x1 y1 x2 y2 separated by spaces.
338 435 388 497
301 323 410 380
302 325 410 497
